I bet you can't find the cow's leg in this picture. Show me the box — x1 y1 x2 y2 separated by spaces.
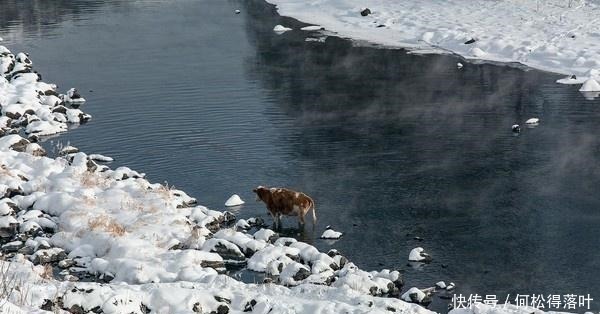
268 207 278 229
298 212 305 228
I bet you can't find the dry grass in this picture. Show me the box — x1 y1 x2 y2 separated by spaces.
154 181 175 206
88 215 126 236
40 264 53 280
78 170 110 189
0 260 32 309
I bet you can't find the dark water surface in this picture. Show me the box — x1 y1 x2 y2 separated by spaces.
2 0 600 312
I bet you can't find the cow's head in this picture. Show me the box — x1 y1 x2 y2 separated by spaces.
253 185 268 202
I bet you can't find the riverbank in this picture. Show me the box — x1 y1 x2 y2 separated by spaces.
265 0 600 84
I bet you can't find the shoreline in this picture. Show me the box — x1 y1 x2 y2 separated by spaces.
264 0 600 86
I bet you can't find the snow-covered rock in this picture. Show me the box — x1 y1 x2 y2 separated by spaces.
320 228 343 239
579 78 600 92
401 287 431 305
224 194 244 207
408 247 432 262
273 25 292 33
300 25 323 31
525 117 539 124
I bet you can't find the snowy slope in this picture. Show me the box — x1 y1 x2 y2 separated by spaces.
267 0 600 81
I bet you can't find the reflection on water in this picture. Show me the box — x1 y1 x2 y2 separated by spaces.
2 0 600 311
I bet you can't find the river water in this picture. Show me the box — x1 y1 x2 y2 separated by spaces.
2 0 599 312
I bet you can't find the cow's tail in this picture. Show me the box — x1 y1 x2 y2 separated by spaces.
310 197 317 225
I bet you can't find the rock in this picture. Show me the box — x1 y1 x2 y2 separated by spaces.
320 228 342 239
59 145 79 156
69 304 85 314
512 124 520 133
457 62 463 69
408 247 432 263
26 143 46 156
51 105 67 114
63 274 79 282
360 8 372 16
214 304 229 314
235 219 250 230
86 159 98 172
58 258 76 269
254 228 277 243
273 25 292 33
436 281 446 289
193 302 202 313
27 134 40 143
266 260 285 276
41 299 54 311
579 78 600 92
327 249 340 257
99 272 115 283
332 255 347 269
17 246 34 255
4 187 24 198
8 138 29 152
292 266 311 281
464 38 477 44
401 287 431 305
1 240 23 253
525 117 539 125
30 248 67 264
243 300 257 312
246 217 265 228
204 239 245 263
225 194 244 207
446 282 456 290
222 211 236 224
4 111 21 120
0 200 18 216
214 296 231 304
0 216 19 238
235 9 241 14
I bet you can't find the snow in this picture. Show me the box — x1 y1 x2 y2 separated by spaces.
525 117 540 124
224 194 244 207
301 25 324 31
88 153 114 162
266 0 600 80
273 24 292 33
321 228 343 239
579 78 600 91
401 287 427 303
408 247 431 262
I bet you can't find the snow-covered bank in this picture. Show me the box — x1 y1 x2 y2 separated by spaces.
0 44 441 313
266 0 600 82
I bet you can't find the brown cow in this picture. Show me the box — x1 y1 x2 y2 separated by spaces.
253 186 316 228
